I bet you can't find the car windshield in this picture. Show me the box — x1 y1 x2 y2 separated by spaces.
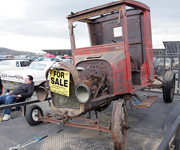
0 61 11 66
28 63 46 70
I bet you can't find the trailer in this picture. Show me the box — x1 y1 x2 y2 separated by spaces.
25 1 175 149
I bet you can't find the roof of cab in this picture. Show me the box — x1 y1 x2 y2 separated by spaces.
67 0 150 19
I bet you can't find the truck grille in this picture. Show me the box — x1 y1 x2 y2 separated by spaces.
53 75 80 108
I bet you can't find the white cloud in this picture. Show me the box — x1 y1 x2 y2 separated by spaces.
0 0 28 19
0 35 71 53
0 0 179 53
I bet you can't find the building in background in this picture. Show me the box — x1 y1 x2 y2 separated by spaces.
153 41 180 57
42 49 72 56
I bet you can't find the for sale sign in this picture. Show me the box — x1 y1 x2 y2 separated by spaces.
50 69 70 97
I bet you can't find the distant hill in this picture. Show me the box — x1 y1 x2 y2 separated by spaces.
0 47 36 56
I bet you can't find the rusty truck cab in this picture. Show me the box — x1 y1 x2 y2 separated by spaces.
67 0 154 95
39 0 156 117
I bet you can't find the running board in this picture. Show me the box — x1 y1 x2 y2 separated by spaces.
129 95 158 109
136 96 157 108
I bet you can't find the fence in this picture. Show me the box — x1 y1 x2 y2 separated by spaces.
157 114 180 150
154 55 180 94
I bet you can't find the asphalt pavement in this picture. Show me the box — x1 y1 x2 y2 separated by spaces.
1 90 180 150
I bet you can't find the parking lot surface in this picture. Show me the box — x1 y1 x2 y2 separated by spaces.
1 90 180 150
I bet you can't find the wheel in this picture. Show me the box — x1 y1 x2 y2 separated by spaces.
26 105 43 126
111 100 128 150
163 70 175 103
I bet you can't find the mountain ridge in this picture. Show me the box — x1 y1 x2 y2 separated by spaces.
0 47 37 56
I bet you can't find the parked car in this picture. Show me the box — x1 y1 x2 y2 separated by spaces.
1 61 55 91
63 54 70 59
29 56 38 62
56 55 63 59
14 55 32 60
61 59 73 64
44 57 59 61
34 57 45 62
0 60 31 75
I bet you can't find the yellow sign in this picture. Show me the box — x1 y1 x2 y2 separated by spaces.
50 70 70 97
10 81 14 84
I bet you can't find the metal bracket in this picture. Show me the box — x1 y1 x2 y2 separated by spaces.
57 112 67 133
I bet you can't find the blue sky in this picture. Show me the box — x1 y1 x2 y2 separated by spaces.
0 0 179 53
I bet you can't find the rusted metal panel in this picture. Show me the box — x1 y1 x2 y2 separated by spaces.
112 59 132 94
125 0 150 11
87 9 142 47
126 95 157 108
74 42 124 57
143 10 155 82
141 58 149 85
132 85 148 92
67 0 150 19
46 61 85 116
90 94 119 108
39 114 111 133
50 102 85 116
77 60 114 94
136 96 157 108
74 42 133 94
36 86 48 102
68 5 122 23
121 4 133 93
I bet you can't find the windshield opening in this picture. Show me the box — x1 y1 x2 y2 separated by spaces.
71 9 124 49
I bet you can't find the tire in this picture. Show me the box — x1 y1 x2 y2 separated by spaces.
26 105 43 126
163 70 175 103
111 100 128 150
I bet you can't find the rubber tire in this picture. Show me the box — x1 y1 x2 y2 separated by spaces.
163 70 175 103
26 105 43 126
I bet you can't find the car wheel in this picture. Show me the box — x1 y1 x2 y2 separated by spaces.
163 70 175 103
26 105 43 126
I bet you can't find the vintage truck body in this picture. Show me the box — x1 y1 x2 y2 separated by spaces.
44 0 158 116
26 1 175 149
